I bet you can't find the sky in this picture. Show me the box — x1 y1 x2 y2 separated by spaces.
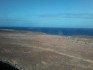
0 0 93 28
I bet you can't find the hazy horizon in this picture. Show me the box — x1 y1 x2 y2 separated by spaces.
0 0 93 28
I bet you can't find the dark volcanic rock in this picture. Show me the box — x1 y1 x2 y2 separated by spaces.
0 61 19 70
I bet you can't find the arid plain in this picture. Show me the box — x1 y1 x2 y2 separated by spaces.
0 30 93 70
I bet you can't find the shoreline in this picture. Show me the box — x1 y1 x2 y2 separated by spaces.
0 29 93 37
0 29 93 70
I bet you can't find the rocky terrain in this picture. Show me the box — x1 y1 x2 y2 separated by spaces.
0 29 93 70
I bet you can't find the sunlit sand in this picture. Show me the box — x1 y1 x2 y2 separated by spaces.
0 29 93 70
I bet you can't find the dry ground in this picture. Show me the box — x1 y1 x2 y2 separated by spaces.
0 29 93 70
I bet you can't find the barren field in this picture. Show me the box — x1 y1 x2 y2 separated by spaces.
0 29 93 70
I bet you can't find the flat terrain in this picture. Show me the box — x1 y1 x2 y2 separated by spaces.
0 29 93 70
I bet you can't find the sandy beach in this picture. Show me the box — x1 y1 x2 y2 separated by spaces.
0 29 93 70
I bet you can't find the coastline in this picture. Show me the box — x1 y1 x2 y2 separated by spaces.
0 27 93 36
0 29 93 70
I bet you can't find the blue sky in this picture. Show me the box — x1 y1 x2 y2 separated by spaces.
0 0 93 28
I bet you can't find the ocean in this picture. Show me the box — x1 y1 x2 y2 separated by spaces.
0 27 93 36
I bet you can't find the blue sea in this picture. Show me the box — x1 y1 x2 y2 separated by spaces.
0 27 93 36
